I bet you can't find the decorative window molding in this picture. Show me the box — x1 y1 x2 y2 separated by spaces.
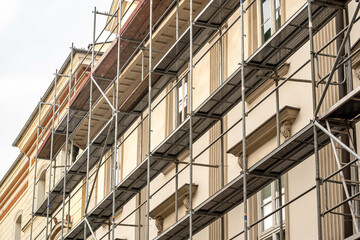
149 183 198 235
51 215 72 240
227 105 299 168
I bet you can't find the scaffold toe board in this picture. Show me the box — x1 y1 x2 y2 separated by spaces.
319 85 360 122
154 122 338 240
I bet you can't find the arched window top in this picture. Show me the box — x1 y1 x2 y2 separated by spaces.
36 163 47 178
14 210 22 240
14 210 23 222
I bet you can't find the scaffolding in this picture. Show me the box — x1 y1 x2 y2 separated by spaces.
27 0 360 239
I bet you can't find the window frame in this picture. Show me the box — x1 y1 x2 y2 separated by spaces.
257 176 285 240
175 74 188 127
257 0 282 44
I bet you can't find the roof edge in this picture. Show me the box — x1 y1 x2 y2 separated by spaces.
0 152 25 189
12 48 89 147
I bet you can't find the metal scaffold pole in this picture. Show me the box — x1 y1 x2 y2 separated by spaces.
46 70 58 240
30 101 42 240
112 1 122 239
219 26 225 240
61 43 74 240
84 6 96 240
189 0 194 239
307 1 322 239
175 0 180 225
240 1 247 239
146 0 153 240
139 48 144 240
326 121 359 233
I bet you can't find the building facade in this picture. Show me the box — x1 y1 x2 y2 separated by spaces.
1 0 360 239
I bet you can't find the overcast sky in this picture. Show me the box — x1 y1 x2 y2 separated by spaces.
0 0 113 180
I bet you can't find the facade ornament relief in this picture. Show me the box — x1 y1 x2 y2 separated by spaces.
355 65 360 81
237 154 247 170
183 194 190 214
155 216 164 235
280 121 292 141
352 47 360 81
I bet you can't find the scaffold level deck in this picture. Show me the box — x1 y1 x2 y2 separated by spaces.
320 85 360 121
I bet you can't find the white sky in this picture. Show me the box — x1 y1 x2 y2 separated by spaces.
0 0 113 180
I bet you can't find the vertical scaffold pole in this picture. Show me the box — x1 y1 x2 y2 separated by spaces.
175 0 180 224
30 101 42 240
307 1 322 239
344 6 354 92
68 136 73 231
219 26 225 240
240 1 247 240
275 70 283 240
46 69 58 239
278 177 284 240
85 6 96 239
146 1 153 240
189 0 194 239
61 43 74 240
112 1 121 239
275 72 280 147
138 49 144 240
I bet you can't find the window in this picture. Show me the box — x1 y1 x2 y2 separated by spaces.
258 176 285 239
71 144 80 163
260 0 282 43
37 170 46 207
176 75 188 126
14 214 22 240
